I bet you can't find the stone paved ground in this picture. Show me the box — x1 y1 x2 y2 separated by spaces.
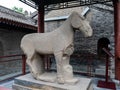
1 74 119 90
0 80 14 89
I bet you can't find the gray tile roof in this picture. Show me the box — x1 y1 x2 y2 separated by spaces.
45 7 84 19
0 5 37 30
32 6 91 21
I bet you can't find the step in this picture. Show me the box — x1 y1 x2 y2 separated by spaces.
0 86 11 90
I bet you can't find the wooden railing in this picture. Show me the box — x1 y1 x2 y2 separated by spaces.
102 48 114 58
97 48 116 89
0 50 112 81
0 54 26 76
46 53 99 77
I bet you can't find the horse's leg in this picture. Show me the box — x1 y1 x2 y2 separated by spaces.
62 45 74 75
63 44 74 66
31 53 45 79
25 50 35 72
62 54 78 84
63 54 70 65
62 54 73 79
62 46 79 84
21 42 35 72
54 52 64 84
22 42 44 79
23 46 40 78
26 52 37 76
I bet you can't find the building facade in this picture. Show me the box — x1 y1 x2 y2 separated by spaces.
0 5 114 76
43 6 114 75
0 5 37 56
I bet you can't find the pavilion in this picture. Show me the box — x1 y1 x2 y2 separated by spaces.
19 0 120 89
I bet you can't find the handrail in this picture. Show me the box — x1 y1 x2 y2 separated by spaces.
102 48 114 58
0 59 21 62
0 54 26 75
0 54 23 58
101 47 115 85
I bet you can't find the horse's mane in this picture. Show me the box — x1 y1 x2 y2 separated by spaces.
47 12 85 33
69 11 85 20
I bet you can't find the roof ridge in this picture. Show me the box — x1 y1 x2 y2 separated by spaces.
0 5 27 20
0 5 36 26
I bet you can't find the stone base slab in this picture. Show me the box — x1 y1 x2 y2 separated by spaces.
12 73 92 90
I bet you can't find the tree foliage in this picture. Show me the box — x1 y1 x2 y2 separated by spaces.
12 6 24 14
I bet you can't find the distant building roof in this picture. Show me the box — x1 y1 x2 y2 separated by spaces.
31 6 92 24
0 5 37 31
45 7 84 19
32 7 89 20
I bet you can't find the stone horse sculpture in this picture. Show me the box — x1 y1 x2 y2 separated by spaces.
21 12 93 84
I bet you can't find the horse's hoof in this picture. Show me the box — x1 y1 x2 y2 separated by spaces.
57 78 65 84
65 78 79 85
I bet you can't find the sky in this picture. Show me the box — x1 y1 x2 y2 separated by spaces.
0 0 36 12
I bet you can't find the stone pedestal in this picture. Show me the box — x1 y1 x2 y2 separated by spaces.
12 73 92 90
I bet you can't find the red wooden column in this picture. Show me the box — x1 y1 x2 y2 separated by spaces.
113 0 120 80
37 2 49 69
22 55 26 75
38 2 44 33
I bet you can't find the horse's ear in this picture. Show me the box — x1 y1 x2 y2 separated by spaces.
71 13 81 28
84 11 92 22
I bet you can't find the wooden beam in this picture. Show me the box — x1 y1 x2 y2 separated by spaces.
31 0 76 5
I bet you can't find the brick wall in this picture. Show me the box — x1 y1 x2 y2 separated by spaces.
45 8 114 74
45 8 114 55
0 28 32 76
0 28 28 56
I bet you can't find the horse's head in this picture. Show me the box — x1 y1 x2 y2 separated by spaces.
70 12 93 37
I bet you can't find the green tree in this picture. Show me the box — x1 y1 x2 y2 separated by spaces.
12 6 23 14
